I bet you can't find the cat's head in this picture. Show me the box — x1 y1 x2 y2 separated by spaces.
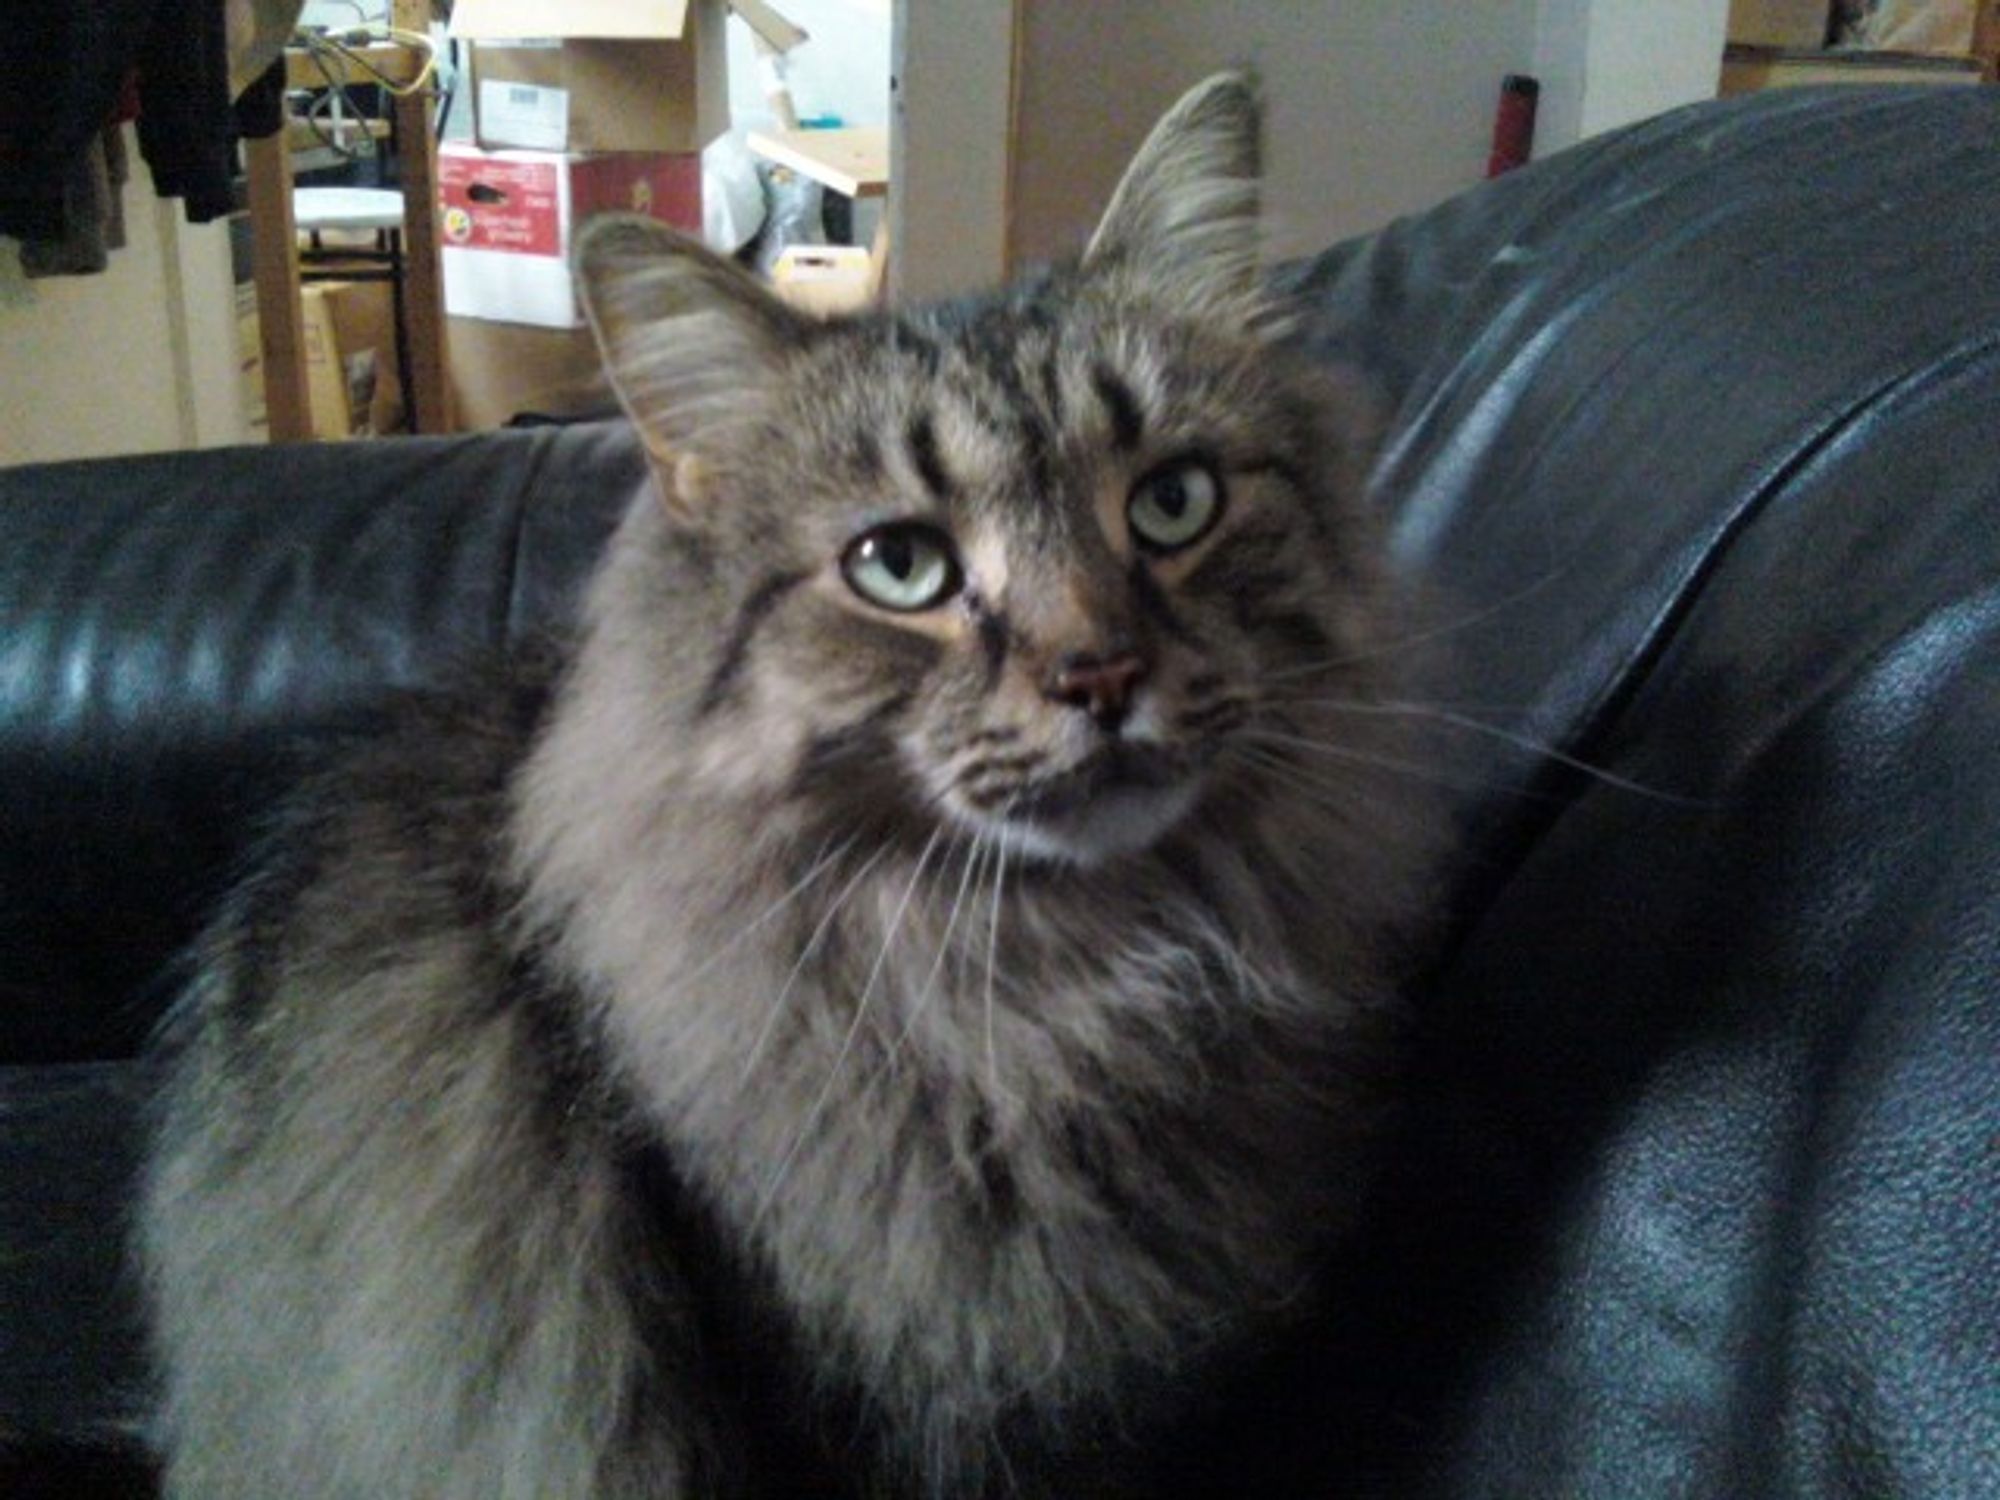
573 74 1384 868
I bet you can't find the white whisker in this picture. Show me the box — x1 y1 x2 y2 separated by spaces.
877 828 987 1082
740 842 891 1082
1259 565 1572 686
983 811 1014 1106
677 833 855 1007
1272 698 1711 807
754 823 947 1226
1231 731 1531 801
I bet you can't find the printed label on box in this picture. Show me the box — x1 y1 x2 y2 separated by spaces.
438 152 563 257
440 144 703 328
478 78 570 152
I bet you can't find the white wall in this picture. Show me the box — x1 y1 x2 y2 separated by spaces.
1576 0 1729 139
0 126 244 465
1532 0 1593 152
726 0 892 129
1533 0 1730 154
891 0 1016 302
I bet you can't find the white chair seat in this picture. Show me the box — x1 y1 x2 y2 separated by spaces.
293 187 405 233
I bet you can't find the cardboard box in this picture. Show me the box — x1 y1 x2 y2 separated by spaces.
1719 44 1982 91
447 317 612 429
236 282 353 442
452 0 729 153
439 143 702 328
770 245 875 317
1727 0 1831 47
319 279 404 436
1836 0 1977 56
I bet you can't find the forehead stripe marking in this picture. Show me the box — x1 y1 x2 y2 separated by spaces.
1091 364 1144 452
850 426 883 482
906 410 955 501
1039 351 1067 427
981 354 1056 501
695 568 807 719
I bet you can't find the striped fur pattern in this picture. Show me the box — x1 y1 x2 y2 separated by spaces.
141 74 1440 1496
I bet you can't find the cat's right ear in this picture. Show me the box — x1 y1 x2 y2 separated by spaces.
1084 71 1265 326
573 215 806 514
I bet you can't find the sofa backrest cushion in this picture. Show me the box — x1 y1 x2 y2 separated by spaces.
0 423 642 1063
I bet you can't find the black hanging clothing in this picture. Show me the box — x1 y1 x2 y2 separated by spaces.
134 0 239 224
0 0 157 241
18 126 128 277
0 0 288 255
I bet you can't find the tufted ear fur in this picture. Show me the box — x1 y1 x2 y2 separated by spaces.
1084 71 1266 324
573 214 808 512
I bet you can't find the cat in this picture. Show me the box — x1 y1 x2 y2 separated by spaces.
140 72 1439 1498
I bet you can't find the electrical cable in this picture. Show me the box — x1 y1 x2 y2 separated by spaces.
288 22 442 159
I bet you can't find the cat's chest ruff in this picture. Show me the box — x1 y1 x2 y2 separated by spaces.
670 887 1346 1477
677 866 1319 1257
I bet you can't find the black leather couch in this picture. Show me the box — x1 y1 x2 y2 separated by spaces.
4 87 1997 1497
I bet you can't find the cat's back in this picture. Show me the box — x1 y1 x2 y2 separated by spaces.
141 662 699 1500
170 664 550 1071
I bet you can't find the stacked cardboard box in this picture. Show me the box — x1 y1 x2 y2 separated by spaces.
1836 0 1983 55
439 147 704 329
238 279 404 441
1721 0 1984 92
440 0 801 426
1727 0 1832 48
769 245 875 317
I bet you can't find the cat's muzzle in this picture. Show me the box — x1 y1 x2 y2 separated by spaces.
1000 743 1203 864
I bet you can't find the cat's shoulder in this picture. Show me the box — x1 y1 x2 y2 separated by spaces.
203 647 567 1001
318 643 562 812
302 638 561 819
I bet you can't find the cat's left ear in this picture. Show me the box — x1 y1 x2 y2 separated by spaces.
573 214 808 507
1084 70 1267 325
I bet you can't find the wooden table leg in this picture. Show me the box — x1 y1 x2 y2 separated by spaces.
392 89 450 433
245 132 311 443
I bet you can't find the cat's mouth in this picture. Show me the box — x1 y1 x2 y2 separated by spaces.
985 744 1204 864
1009 743 1179 818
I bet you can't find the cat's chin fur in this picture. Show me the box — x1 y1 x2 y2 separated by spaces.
965 773 1207 867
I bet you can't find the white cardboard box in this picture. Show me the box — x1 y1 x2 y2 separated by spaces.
451 0 800 154
438 143 703 328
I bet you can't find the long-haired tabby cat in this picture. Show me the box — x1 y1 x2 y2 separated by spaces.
141 73 1439 1497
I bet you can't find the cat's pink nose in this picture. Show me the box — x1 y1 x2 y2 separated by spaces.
1045 650 1149 731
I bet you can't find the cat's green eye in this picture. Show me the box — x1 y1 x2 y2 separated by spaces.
1127 461 1224 553
841 524 963 612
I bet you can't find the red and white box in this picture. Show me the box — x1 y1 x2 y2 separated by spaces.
438 143 703 328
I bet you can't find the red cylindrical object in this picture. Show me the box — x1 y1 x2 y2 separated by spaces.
1488 74 1540 178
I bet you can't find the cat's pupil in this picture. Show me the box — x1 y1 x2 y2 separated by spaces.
875 535 915 579
1154 480 1188 518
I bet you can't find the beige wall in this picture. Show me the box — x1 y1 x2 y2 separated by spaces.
1006 1 1543 271
0 125 244 466
748 3 1731 300
892 0 1018 301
